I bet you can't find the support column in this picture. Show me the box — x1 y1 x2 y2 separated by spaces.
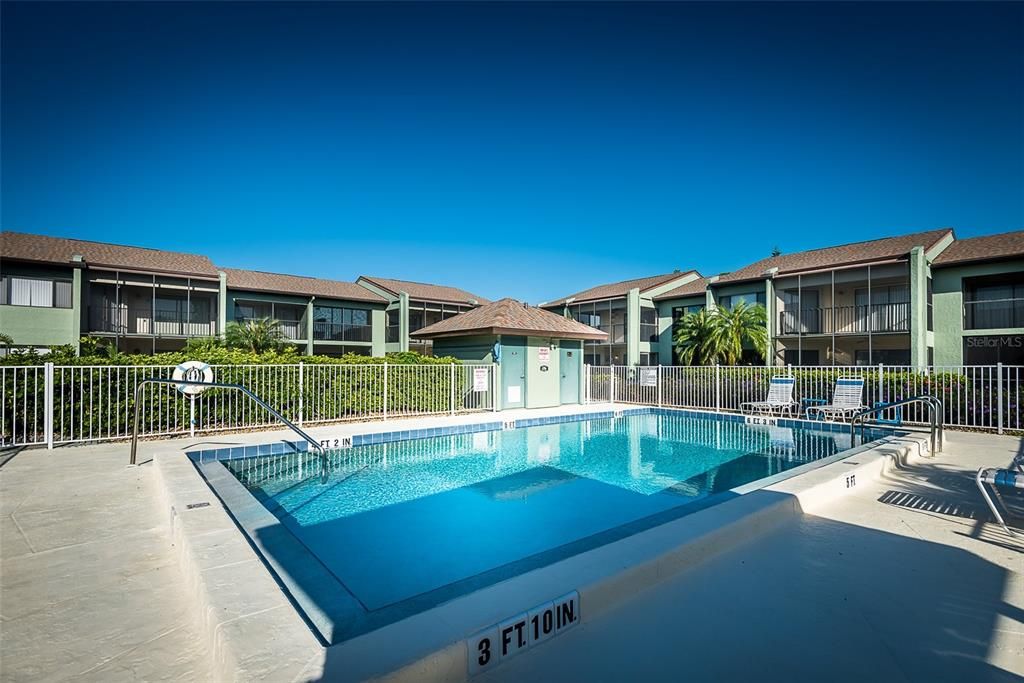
305 298 315 356
908 246 929 369
626 287 640 366
71 266 82 355
398 292 410 353
370 308 386 357
217 271 227 340
764 278 775 366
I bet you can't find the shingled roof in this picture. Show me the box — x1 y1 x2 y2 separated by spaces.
222 268 386 303
411 298 607 340
653 276 711 301
543 270 698 307
358 275 488 305
931 230 1024 267
1 231 220 278
716 228 953 284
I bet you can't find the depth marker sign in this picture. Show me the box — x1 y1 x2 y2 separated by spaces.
467 591 580 676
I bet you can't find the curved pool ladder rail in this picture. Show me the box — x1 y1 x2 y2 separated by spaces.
850 395 944 456
129 378 327 468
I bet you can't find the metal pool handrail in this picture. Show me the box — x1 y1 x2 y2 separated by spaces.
849 395 944 455
129 378 326 465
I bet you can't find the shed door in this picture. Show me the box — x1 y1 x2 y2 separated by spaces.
559 343 581 404
501 336 526 409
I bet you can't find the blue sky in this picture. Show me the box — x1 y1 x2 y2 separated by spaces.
2 1 1021 303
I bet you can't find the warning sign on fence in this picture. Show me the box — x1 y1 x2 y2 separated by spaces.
473 367 489 392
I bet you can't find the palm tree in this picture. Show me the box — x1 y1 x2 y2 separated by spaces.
672 310 719 365
708 301 768 365
224 317 286 353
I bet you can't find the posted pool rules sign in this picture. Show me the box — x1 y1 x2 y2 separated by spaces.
467 591 580 676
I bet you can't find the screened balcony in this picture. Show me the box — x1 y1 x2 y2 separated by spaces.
88 278 218 337
778 302 911 336
312 305 372 342
233 301 306 340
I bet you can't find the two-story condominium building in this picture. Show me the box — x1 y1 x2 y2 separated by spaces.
1 232 223 354
354 276 488 356
541 270 703 366
711 228 955 367
1 232 488 356
652 228 1024 367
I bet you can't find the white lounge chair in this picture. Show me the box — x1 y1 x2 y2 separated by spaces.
976 453 1024 536
740 377 797 417
805 377 866 422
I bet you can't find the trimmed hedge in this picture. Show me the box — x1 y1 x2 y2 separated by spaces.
1 344 477 444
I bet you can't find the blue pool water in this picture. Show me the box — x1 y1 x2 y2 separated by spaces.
208 410 888 642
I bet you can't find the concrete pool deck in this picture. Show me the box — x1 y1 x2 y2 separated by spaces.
1 406 1022 681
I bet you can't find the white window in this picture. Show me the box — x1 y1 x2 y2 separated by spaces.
2 276 69 308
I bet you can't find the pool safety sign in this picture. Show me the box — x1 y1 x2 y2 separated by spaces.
473 367 489 392
639 367 658 387
467 591 580 676
538 346 551 362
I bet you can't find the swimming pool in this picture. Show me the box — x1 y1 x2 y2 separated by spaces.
192 408 892 644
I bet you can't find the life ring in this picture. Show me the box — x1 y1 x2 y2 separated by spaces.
172 361 214 395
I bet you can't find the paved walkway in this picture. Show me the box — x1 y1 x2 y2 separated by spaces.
482 430 1024 683
0 442 212 682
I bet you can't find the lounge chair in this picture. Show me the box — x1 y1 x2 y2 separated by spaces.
976 453 1024 536
740 377 797 417
805 377 866 422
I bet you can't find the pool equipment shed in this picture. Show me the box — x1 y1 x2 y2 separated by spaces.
411 298 606 409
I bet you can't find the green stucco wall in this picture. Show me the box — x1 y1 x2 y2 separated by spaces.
0 263 81 352
932 258 1024 366
1 305 78 347
655 295 705 364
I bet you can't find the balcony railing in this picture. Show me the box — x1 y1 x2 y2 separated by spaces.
965 298 1024 330
778 303 910 336
90 308 216 337
234 317 303 340
313 321 373 342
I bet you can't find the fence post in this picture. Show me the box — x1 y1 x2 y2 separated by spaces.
450 363 456 416
297 362 304 427
610 366 616 404
878 363 884 405
657 365 663 408
383 362 389 420
492 364 498 413
715 364 721 413
44 362 54 450
997 362 1004 435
